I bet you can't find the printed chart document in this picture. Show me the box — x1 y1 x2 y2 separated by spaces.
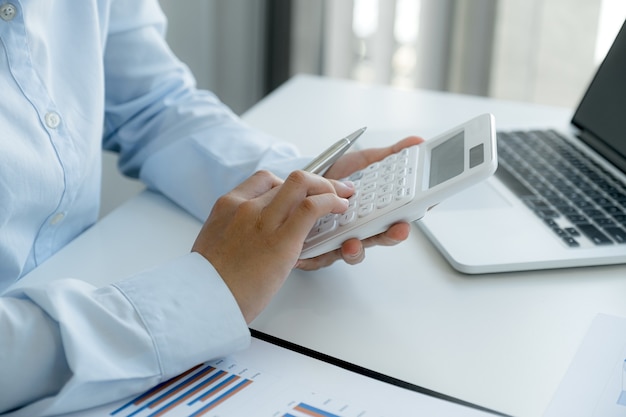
61 336 501 417
544 314 626 417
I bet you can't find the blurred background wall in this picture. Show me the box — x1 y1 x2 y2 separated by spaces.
101 0 626 217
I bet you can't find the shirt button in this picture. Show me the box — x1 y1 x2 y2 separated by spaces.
0 3 17 21
50 212 65 225
45 111 61 129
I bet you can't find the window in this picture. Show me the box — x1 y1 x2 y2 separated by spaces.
291 0 626 107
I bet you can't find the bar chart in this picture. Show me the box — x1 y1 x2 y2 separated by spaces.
105 359 371 417
64 338 493 417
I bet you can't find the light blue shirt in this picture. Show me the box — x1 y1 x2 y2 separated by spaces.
0 0 307 415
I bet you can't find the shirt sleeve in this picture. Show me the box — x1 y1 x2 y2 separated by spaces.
0 253 249 417
102 0 310 221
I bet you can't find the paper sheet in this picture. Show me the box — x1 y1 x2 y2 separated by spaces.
544 314 626 417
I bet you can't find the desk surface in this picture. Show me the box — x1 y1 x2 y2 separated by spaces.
19 75 626 417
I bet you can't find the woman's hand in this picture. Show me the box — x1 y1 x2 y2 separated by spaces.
192 170 354 323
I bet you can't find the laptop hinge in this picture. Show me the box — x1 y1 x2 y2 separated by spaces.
577 130 626 174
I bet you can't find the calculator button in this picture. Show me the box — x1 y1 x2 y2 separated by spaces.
347 197 358 210
305 217 338 242
380 173 393 183
363 171 378 183
377 193 393 208
381 164 396 175
360 192 375 204
379 183 394 194
339 210 357 226
358 203 374 217
395 188 407 199
362 182 377 194
312 214 330 228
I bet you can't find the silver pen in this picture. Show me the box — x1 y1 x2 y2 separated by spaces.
303 127 366 175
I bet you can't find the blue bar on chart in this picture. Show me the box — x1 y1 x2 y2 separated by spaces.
109 360 255 417
188 377 253 416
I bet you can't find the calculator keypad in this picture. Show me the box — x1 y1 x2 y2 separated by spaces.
305 148 414 244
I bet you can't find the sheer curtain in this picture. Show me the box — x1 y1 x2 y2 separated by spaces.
291 0 497 96
290 0 626 108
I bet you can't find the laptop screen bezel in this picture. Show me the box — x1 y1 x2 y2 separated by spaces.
572 19 626 174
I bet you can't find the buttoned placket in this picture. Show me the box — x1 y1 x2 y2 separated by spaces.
1 2 75 263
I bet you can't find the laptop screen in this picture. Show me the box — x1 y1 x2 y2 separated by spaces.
572 19 626 173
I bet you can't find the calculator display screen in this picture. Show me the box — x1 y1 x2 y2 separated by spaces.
428 131 465 188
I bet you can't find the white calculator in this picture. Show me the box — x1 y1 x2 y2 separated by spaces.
300 113 497 259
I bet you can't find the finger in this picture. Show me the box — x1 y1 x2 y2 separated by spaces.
263 170 349 227
295 237 364 269
229 170 283 201
340 239 365 265
363 136 424 166
295 248 343 270
390 135 424 152
360 222 411 248
280 192 349 242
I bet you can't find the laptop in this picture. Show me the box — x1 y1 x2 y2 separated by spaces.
418 19 626 274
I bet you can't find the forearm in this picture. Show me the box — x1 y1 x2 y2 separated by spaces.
0 253 249 417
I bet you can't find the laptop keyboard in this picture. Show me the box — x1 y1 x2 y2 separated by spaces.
496 130 626 247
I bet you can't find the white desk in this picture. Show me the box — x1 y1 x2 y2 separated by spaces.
19 75 626 417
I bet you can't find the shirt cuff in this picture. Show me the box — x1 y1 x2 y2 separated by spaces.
113 252 250 379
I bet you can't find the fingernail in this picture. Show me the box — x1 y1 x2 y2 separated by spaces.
338 181 354 192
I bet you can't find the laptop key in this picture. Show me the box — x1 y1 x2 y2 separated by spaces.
562 236 580 247
603 227 626 243
535 209 559 218
577 224 613 245
612 214 626 223
595 217 615 226
604 205 623 215
566 214 590 224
